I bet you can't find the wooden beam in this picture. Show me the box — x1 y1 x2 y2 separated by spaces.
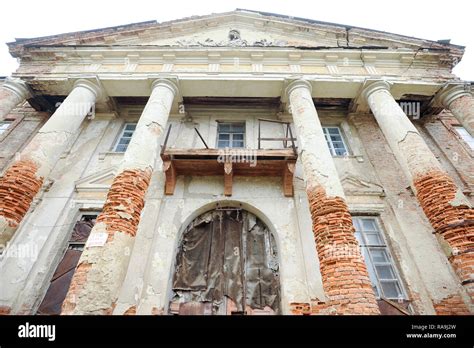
282 161 296 197
162 148 296 158
224 161 233 197
163 160 177 195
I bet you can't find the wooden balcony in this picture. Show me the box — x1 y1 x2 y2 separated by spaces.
160 120 298 197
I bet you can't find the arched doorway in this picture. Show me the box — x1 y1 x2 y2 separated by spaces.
169 207 281 315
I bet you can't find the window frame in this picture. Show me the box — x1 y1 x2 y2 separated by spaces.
216 121 246 149
322 126 349 157
453 126 474 151
352 216 407 300
0 120 13 135
113 122 137 153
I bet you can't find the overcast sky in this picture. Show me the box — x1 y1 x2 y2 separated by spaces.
0 0 472 80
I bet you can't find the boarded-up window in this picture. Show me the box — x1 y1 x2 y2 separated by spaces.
37 214 97 315
170 209 281 315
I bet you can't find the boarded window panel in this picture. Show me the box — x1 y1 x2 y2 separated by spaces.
37 215 96 315
36 250 82 315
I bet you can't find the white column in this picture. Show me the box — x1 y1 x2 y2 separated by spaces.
0 77 31 120
0 79 101 246
286 79 379 315
61 79 178 315
362 80 473 310
437 83 474 137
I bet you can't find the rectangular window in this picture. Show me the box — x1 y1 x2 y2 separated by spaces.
217 122 245 148
37 214 98 315
0 120 12 135
454 126 474 150
322 126 348 156
352 217 405 300
114 123 137 152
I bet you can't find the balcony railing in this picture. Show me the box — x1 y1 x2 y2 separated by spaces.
160 120 298 197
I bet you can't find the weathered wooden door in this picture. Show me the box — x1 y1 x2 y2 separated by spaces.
170 208 280 315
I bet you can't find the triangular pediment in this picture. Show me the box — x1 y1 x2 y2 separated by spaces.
8 9 462 55
75 167 118 193
340 174 385 197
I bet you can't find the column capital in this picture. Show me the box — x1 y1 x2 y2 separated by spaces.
285 79 312 98
2 77 31 99
360 79 392 102
436 82 472 108
72 78 103 99
151 78 179 97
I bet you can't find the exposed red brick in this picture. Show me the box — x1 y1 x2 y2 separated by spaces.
0 305 11 315
289 302 311 315
96 168 152 239
124 306 136 315
414 170 474 306
61 262 92 314
0 159 43 227
307 185 380 315
434 294 471 315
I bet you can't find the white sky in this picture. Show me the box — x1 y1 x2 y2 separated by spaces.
0 0 472 80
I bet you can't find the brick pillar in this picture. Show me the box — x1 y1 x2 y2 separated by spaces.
362 80 473 311
0 79 101 246
437 83 474 137
286 80 379 315
0 77 31 120
61 79 178 315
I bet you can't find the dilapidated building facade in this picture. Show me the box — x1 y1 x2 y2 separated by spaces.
0 9 473 315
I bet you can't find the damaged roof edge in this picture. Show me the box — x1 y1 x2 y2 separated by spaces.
236 9 466 49
6 9 465 51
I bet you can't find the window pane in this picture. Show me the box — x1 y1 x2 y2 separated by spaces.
123 131 134 138
125 124 136 130
232 141 244 148
118 138 131 145
365 232 383 245
380 281 402 299
369 248 389 263
116 145 127 152
323 126 348 157
218 133 230 140
362 219 377 231
218 140 229 148
228 123 244 132
218 124 231 132
353 217 405 300
375 265 396 279
233 133 244 140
